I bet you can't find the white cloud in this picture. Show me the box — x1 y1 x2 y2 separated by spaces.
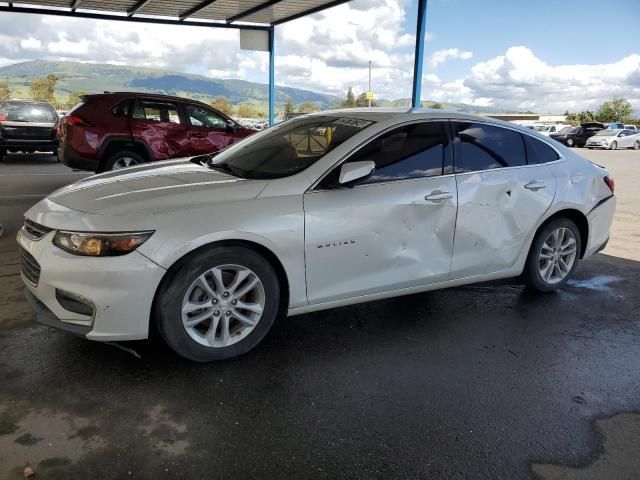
429 48 473 68
0 3 638 114
435 46 640 113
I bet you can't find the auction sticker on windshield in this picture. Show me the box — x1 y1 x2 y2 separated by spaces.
333 118 374 128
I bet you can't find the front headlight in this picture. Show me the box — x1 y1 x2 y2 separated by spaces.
53 231 154 256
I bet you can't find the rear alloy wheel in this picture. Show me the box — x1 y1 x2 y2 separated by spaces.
566 138 574 147
156 246 281 362
525 218 581 292
610 141 617 150
101 150 145 172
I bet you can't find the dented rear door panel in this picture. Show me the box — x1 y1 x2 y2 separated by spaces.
451 165 557 278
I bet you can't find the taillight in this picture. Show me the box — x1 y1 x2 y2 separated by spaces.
0 114 6 121
604 176 615 194
65 115 90 127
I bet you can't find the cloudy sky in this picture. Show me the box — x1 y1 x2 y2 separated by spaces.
1 0 639 113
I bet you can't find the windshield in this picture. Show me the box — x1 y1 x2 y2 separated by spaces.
210 115 375 179
597 130 618 136
0 102 57 123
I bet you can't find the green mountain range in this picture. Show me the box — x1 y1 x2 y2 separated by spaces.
0 59 338 109
0 59 518 114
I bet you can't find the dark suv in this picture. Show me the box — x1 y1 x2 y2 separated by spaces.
0 99 59 162
549 122 605 147
59 92 256 171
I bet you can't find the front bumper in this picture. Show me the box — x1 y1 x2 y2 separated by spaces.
17 227 166 341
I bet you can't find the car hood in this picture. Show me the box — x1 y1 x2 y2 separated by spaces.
48 159 268 216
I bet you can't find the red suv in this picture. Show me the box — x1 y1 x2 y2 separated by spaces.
59 92 255 171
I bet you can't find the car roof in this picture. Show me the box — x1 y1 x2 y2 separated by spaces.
87 91 208 103
304 107 537 132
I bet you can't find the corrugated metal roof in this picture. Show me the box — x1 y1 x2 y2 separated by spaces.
1 0 351 27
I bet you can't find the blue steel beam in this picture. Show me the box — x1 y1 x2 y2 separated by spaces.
268 26 275 126
411 0 428 108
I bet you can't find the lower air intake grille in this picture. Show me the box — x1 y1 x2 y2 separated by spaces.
19 247 41 286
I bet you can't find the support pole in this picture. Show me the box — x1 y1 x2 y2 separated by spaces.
411 0 428 109
268 26 275 126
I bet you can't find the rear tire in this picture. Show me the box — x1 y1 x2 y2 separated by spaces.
524 218 581 292
155 246 281 362
100 150 145 172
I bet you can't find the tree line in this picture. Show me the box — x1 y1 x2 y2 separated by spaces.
1 76 636 124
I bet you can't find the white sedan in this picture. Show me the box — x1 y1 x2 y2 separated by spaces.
586 129 640 150
18 109 616 361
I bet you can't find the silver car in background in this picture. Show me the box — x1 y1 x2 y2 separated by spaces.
586 129 640 149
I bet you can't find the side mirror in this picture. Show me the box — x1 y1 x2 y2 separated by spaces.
339 161 375 185
226 119 237 131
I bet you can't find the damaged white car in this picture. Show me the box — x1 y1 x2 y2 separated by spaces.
18 109 616 361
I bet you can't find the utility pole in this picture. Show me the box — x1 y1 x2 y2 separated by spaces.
368 60 372 108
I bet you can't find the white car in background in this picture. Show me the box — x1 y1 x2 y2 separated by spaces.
18 109 616 362
624 125 638 133
586 129 640 150
533 124 568 136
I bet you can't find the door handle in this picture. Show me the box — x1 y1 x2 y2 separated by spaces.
524 181 546 191
425 190 453 201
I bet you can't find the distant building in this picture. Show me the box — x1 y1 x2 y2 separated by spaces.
483 113 567 123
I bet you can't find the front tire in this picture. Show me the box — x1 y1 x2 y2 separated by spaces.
634 141 640 150
524 218 581 292
155 246 281 362
566 138 574 147
610 141 617 150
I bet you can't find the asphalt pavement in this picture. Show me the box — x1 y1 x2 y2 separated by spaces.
0 150 639 479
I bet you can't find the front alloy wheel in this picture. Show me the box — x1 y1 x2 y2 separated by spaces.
156 246 281 362
610 141 617 150
566 138 574 147
181 265 265 348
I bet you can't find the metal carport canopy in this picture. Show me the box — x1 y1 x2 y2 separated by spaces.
0 0 430 123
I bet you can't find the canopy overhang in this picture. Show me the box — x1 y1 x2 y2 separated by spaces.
0 0 352 28
0 0 430 123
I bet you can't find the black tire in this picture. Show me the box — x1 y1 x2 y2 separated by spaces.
524 218 582 292
155 246 281 362
99 150 145 172
610 141 617 150
0 149 5 163
634 141 640 150
566 138 574 147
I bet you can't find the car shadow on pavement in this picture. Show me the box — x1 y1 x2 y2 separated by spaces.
1 250 639 479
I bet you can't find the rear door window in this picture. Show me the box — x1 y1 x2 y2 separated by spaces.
0 102 57 123
524 135 560 164
453 122 526 172
133 100 182 124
